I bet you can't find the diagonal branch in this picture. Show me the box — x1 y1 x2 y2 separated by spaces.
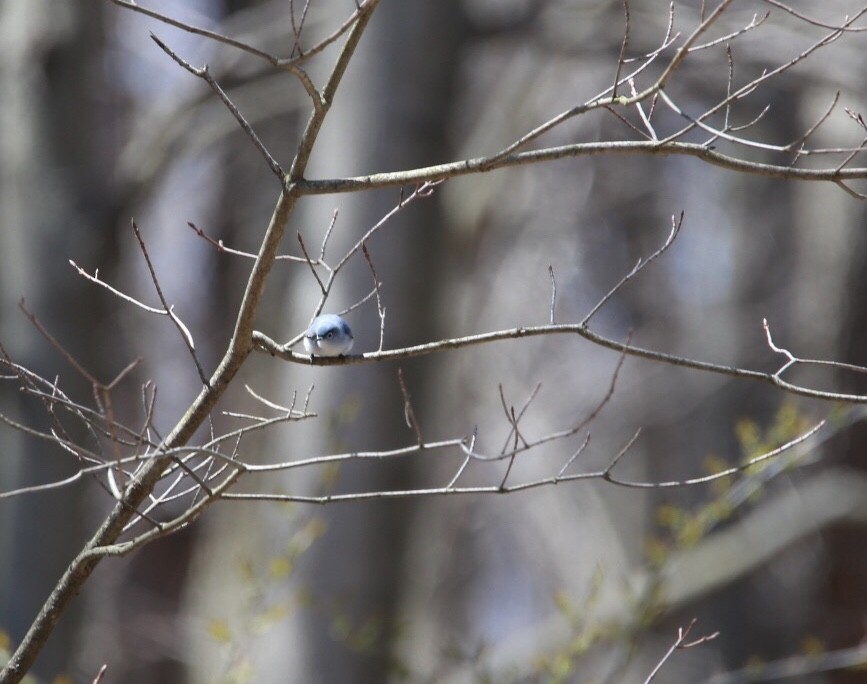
130 220 209 386
0 2 382 681
149 34 289 185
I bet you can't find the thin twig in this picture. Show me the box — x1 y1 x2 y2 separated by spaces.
611 0 630 99
277 1 372 66
447 428 477 489
244 384 311 415
643 619 719 684
659 5 867 149
760 0 867 32
834 108 867 172
608 420 825 488
186 222 308 263
149 33 288 186
658 90 792 152
548 265 557 325
319 209 340 262
557 434 592 479
107 0 326 101
764 319 867 376
19 300 97 384
70 260 163 313
582 212 683 326
497 383 541 458
836 181 867 200
131 220 209 386
497 384 531 489
629 77 658 140
362 243 386 351
790 92 840 165
687 12 769 52
398 368 423 445
297 232 327 295
92 664 108 684
220 416 824 503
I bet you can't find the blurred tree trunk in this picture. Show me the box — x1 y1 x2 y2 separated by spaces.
283 4 466 681
184 2 467 683
0 0 123 679
823 197 867 683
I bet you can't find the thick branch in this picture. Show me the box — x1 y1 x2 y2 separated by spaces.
293 141 867 196
252 326 867 404
0 2 381 681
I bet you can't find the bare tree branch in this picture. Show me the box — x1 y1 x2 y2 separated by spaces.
149 33 290 184
643 619 719 684
130 220 209 386
293 141 867 197
252 322 867 404
4 2 867 680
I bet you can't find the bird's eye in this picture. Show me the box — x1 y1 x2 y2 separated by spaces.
325 331 334 338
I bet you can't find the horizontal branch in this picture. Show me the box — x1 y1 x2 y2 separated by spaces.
252 326 867 404
217 419 823 504
293 140 867 196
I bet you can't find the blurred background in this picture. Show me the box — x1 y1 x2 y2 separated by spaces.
1 0 866 682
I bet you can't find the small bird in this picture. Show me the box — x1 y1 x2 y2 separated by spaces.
303 314 354 357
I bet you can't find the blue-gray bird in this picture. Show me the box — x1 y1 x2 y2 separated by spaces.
303 314 354 357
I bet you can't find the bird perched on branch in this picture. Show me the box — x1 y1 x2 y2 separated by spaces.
303 314 354 357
